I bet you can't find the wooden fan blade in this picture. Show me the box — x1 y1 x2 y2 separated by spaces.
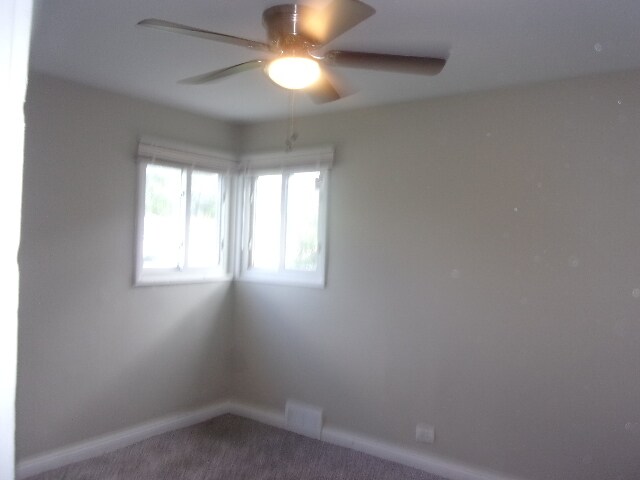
302 0 375 45
306 70 344 104
138 19 270 52
324 50 446 75
179 60 266 84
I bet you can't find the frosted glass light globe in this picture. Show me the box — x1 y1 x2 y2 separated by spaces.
267 57 321 90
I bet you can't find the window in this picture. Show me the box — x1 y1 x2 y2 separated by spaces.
135 139 332 287
135 137 234 285
239 147 333 287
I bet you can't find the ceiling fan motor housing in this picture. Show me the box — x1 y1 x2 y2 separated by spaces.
262 4 318 55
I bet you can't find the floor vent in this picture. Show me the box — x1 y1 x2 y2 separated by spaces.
285 400 323 439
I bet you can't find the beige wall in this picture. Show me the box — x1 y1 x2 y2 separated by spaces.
17 74 239 459
18 70 640 480
235 71 640 480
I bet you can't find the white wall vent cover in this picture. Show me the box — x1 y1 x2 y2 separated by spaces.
285 400 323 439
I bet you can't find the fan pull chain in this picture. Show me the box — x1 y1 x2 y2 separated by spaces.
285 90 298 152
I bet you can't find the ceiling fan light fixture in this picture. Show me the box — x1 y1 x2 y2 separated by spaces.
267 56 321 90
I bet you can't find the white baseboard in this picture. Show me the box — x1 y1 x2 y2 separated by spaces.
230 401 523 480
321 426 521 480
227 400 286 429
17 399 524 480
16 401 231 479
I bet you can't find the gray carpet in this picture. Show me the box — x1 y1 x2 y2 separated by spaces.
26 414 450 479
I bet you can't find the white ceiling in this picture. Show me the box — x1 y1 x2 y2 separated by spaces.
30 0 640 123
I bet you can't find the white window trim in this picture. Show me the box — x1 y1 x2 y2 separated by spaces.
236 146 333 288
137 135 236 170
134 137 237 286
241 145 334 172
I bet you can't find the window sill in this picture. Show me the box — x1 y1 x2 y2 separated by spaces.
134 273 233 287
236 272 325 289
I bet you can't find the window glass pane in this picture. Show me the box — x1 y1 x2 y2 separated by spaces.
188 171 220 268
143 164 183 269
285 171 320 271
251 174 282 270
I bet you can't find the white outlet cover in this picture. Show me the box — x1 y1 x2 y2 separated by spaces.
416 423 435 443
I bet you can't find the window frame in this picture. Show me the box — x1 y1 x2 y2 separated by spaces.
134 137 235 286
237 147 333 288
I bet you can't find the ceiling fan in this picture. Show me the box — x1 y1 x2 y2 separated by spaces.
138 0 447 104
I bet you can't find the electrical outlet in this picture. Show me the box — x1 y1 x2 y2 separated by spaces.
416 423 435 443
